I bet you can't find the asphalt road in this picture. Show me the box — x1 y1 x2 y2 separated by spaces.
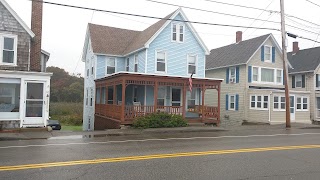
1 128 320 180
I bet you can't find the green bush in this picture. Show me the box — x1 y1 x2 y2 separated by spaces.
133 113 188 129
49 102 83 126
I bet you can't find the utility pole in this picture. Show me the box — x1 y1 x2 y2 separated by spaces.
280 0 291 128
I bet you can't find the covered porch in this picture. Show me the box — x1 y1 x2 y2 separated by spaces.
94 72 222 130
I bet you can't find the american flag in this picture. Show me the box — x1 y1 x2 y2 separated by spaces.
189 71 194 92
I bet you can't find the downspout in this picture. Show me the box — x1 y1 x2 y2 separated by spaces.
269 91 273 123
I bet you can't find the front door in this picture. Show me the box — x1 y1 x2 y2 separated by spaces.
24 82 45 126
290 95 295 121
171 88 181 106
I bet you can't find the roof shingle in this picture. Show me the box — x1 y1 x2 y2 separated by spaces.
206 34 270 69
88 11 176 56
287 46 320 73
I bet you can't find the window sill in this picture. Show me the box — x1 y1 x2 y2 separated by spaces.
249 108 268 111
0 63 17 66
296 109 309 112
273 109 286 112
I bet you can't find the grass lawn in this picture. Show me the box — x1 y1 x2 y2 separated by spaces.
61 125 83 131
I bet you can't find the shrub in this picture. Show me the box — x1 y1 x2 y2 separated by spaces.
49 102 83 126
133 113 188 129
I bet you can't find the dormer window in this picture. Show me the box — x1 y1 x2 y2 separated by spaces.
1 35 17 65
172 23 184 42
264 45 272 62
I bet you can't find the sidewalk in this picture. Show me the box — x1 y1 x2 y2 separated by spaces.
0 123 319 141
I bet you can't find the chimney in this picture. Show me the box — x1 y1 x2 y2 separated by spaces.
292 41 299 54
30 0 43 72
236 31 242 43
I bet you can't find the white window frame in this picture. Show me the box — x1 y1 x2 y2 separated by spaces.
252 67 259 82
250 95 269 110
296 96 308 111
0 34 18 66
264 45 272 62
276 69 282 84
171 23 185 43
126 58 129 72
316 74 320 89
106 57 116 75
134 54 138 72
229 94 235 111
251 66 283 85
229 67 236 83
273 95 286 111
155 50 166 73
187 54 197 75
295 74 303 88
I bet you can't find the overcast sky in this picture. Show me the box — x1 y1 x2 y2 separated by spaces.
6 0 320 76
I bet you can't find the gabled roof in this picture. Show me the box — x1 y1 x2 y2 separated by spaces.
288 46 320 74
206 34 271 70
86 8 209 57
0 0 35 38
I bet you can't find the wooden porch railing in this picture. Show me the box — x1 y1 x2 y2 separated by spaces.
124 106 183 120
188 105 219 119
96 104 121 120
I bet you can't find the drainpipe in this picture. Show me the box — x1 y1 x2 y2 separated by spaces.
269 91 273 123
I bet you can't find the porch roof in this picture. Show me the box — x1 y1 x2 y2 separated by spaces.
95 72 224 82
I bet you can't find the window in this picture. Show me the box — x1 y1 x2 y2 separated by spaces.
134 54 138 72
253 67 258 82
96 88 101 104
188 55 196 74
317 74 320 88
229 95 235 110
101 87 106 104
126 58 129 71
86 69 89 77
274 96 286 111
1 35 17 65
264 46 272 62
106 58 116 74
295 75 302 88
172 23 184 42
133 86 138 102
107 87 114 104
229 67 236 83
276 70 282 83
91 66 94 75
157 86 165 106
261 68 274 83
0 83 20 114
250 95 269 110
252 67 282 84
156 51 166 72
297 97 308 111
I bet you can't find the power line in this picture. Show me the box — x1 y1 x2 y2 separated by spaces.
306 0 320 8
28 0 280 31
201 0 320 27
145 0 319 35
285 16 320 29
145 0 280 24
243 0 275 33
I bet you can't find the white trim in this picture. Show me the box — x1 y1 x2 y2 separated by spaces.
273 95 286 111
264 45 272 62
296 96 309 111
205 63 246 71
144 8 210 55
251 66 283 85
155 50 167 73
0 70 52 76
0 0 35 38
0 34 18 66
171 23 185 43
289 70 314 75
187 54 197 75
249 94 269 111
145 49 148 73
228 94 236 111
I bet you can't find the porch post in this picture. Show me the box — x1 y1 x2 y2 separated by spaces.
217 84 221 126
154 80 158 113
201 84 205 122
182 82 186 118
121 79 126 122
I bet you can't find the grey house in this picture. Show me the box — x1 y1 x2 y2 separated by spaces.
205 32 311 126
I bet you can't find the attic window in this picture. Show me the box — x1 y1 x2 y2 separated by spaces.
172 23 184 42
